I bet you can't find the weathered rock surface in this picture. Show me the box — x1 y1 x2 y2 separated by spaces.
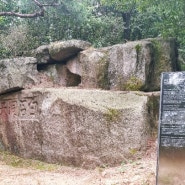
49 40 91 62
67 38 179 91
34 45 50 64
0 57 38 95
33 40 92 64
0 88 159 168
0 38 178 93
67 48 109 89
38 64 81 87
67 56 82 76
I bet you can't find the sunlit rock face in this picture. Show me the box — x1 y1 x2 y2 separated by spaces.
0 88 159 168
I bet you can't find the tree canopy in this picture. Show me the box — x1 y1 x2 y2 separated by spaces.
0 0 185 58
0 0 97 19
0 0 59 18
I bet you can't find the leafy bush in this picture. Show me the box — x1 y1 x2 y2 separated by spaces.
0 25 30 57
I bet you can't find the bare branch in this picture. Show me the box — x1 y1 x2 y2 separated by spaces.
0 0 59 18
32 0 59 7
0 11 44 18
42 4 59 7
32 0 43 8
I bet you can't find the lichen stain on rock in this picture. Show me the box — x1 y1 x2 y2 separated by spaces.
146 93 160 137
145 38 179 91
135 44 142 64
96 52 110 89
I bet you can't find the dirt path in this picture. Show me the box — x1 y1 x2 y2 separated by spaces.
0 141 157 185
0 159 156 185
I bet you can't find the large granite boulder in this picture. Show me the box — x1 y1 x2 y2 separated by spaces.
33 40 92 64
67 48 110 89
67 38 179 91
49 39 92 62
107 40 149 91
108 38 178 91
0 88 159 168
0 57 38 95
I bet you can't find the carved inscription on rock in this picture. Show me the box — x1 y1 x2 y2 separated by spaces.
0 96 38 122
19 97 38 119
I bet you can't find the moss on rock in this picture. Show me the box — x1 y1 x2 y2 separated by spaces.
104 108 120 122
123 76 143 91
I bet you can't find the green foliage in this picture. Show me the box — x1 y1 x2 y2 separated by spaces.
0 0 185 58
101 0 136 12
100 0 185 51
0 24 32 56
130 10 160 40
0 0 124 59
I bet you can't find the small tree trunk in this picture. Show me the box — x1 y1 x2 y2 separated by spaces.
121 12 131 41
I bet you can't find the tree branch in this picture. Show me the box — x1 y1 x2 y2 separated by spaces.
0 11 44 18
32 0 43 8
32 0 59 7
0 0 59 18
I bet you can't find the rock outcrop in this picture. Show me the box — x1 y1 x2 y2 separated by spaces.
0 88 159 168
0 38 178 168
67 38 178 91
20 38 178 92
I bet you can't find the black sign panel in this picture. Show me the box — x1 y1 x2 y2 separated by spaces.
157 72 185 184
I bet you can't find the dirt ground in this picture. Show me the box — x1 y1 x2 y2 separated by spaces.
0 141 157 185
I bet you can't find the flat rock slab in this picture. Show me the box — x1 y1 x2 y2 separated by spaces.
0 88 159 168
